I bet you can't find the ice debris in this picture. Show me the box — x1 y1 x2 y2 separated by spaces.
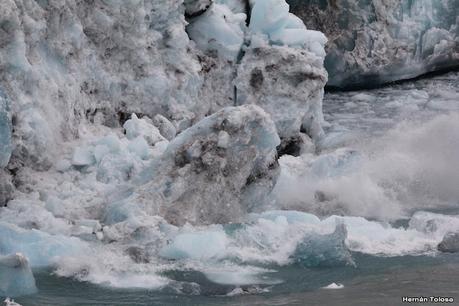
293 223 354 267
437 233 459 253
3 298 23 306
322 283 344 290
121 105 280 226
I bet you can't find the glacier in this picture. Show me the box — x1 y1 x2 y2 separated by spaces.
289 0 459 88
0 0 458 302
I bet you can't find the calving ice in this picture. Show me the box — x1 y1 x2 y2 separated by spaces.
0 0 458 305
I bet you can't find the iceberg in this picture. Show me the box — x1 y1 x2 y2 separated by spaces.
437 232 459 253
292 223 354 267
0 254 37 298
289 0 459 88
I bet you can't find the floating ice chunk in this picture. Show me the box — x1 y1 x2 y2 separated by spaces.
71 146 95 167
322 282 344 289
292 223 354 267
123 114 165 146
437 232 459 253
0 254 37 298
0 222 89 267
160 230 228 260
187 4 246 61
3 298 23 306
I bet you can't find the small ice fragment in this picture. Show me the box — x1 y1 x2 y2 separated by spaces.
322 282 344 289
3 298 23 306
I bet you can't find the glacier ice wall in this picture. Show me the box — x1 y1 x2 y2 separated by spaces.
288 0 459 88
0 0 328 175
187 0 328 146
0 0 203 171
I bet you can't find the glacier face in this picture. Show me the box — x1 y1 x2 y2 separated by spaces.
288 0 459 88
0 0 202 170
2 0 458 300
0 0 328 174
